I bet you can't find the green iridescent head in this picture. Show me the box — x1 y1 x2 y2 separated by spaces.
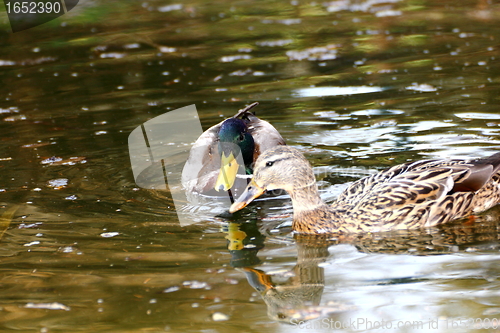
215 118 255 191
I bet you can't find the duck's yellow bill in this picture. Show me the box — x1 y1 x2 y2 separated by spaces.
214 152 240 192
229 179 265 213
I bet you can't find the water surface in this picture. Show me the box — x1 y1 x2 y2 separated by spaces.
1 0 500 332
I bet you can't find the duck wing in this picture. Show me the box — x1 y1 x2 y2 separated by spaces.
336 153 500 230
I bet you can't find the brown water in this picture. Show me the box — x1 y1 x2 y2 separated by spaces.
1 0 500 332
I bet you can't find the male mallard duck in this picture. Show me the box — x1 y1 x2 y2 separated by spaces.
181 102 285 195
230 146 500 234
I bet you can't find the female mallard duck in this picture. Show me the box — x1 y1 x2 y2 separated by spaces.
181 102 285 196
229 146 500 234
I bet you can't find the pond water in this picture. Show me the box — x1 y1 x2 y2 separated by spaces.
1 0 500 332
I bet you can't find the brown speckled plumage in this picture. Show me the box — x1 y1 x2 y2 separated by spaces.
229 146 500 234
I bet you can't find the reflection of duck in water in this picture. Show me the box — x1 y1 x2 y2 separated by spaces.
224 222 265 267
240 241 337 322
181 102 285 197
224 217 500 323
230 146 500 234
224 223 352 322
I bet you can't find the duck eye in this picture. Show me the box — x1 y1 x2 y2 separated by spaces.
277 313 286 320
239 133 245 141
265 161 274 167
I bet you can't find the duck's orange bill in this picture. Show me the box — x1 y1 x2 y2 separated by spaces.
240 267 273 292
229 178 265 213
